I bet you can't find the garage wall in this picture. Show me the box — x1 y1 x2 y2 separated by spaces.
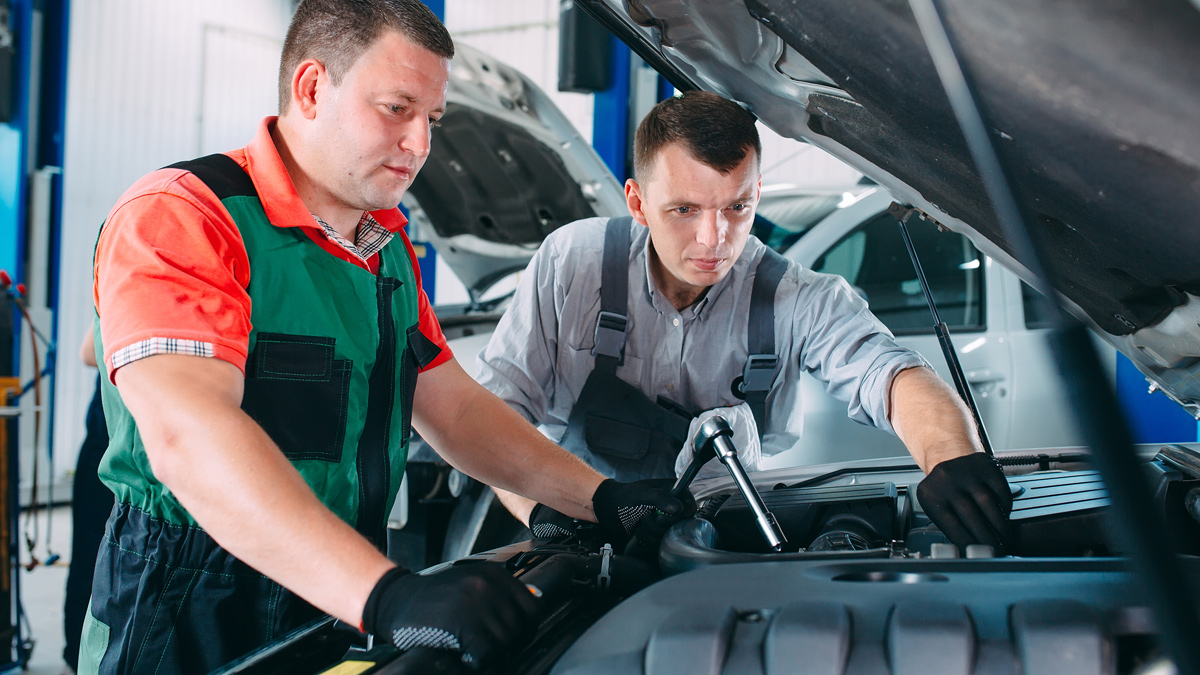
52 0 293 484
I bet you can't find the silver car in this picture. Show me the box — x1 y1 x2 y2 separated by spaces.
755 185 1117 468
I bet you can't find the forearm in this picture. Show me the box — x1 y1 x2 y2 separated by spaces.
161 411 391 624
119 358 393 626
493 487 536 527
413 360 603 521
888 366 982 472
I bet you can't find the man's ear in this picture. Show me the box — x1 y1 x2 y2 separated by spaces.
291 59 325 120
625 179 649 227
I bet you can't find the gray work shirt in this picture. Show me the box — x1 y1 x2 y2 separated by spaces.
476 216 930 457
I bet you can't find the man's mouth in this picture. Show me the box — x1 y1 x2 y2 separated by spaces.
385 165 413 181
690 257 725 272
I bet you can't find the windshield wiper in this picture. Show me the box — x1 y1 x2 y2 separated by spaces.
908 0 1200 671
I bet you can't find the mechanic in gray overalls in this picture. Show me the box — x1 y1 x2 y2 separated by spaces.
477 91 1014 551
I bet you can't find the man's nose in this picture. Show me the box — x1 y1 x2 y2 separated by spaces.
696 212 725 249
399 117 432 158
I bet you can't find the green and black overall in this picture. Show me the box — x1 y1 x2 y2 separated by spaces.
80 155 440 674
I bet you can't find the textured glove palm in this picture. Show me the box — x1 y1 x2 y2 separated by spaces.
362 563 539 669
528 502 578 539
917 452 1014 552
591 478 696 544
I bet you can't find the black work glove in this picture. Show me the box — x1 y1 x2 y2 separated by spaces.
528 502 578 539
592 478 697 545
362 563 539 669
917 453 1014 553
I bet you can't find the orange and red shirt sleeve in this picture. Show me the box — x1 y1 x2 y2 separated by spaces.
93 167 253 382
95 167 452 381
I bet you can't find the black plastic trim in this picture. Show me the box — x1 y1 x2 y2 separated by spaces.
355 277 399 548
166 154 256 200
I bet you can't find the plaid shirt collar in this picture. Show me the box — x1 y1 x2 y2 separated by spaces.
310 212 396 262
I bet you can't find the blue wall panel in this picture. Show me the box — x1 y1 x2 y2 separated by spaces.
0 127 21 278
591 36 631 183
0 0 32 288
1116 353 1197 444
657 74 674 102
421 0 445 19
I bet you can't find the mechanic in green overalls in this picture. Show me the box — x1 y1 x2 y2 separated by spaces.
80 2 691 673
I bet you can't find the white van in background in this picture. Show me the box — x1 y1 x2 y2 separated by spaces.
754 185 1116 468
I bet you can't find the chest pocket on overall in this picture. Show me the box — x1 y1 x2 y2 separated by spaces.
241 332 352 463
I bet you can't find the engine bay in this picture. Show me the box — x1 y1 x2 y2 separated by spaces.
219 445 1200 675
672 467 1118 567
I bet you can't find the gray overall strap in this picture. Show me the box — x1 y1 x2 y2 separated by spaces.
591 216 634 373
740 247 789 433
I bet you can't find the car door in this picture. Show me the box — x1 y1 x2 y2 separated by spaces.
763 191 1014 468
1003 275 1117 450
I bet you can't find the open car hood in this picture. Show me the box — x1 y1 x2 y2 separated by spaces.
402 43 626 301
573 0 1200 416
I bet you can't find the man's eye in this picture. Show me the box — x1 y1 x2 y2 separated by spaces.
731 203 747 212
676 206 691 215
429 117 442 128
388 104 404 114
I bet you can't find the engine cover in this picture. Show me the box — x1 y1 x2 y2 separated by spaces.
550 557 1178 675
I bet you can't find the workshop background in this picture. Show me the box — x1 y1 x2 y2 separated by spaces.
49 0 861 498
0 0 1192 671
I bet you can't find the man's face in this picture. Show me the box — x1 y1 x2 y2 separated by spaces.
306 30 450 213
626 143 760 299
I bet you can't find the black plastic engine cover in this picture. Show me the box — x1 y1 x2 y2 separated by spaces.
1008 470 1111 556
712 483 898 553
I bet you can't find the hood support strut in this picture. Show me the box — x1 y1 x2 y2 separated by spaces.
889 202 994 457
909 0 1200 670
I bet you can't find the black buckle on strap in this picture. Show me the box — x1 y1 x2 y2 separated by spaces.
592 311 628 360
739 354 778 393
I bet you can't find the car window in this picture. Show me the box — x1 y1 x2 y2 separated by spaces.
753 193 842 253
813 213 985 335
1021 281 1056 329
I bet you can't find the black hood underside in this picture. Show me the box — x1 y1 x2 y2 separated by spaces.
740 0 1200 336
407 104 600 294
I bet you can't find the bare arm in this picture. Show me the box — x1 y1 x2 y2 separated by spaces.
411 358 603 521
888 366 983 472
80 328 97 367
493 488 536 526
115 354 394 626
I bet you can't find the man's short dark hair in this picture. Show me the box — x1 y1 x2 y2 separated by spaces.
633 90 761 182
278 0 455 114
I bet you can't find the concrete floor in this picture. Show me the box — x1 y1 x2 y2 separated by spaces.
15 506 73 674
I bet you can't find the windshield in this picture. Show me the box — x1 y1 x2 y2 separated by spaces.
752 192 842 253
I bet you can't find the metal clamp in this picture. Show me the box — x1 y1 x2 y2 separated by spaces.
597 543 613 592
739 354 778 393
591 311 628 360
